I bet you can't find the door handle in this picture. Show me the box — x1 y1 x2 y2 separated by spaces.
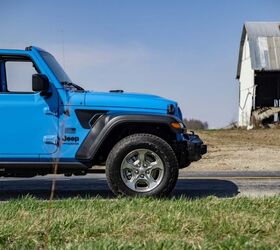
43 135 58 145
44 107 57 116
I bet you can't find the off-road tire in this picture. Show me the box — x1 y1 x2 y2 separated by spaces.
106 133 179 197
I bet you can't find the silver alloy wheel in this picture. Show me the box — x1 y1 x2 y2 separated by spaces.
120 149 165 192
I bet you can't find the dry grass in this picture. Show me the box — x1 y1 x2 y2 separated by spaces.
186 128 280 171
200 128 280 147
0 196 279 249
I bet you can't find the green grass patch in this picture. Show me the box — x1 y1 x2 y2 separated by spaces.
0 196 279 249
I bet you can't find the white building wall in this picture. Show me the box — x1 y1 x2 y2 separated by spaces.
238 34 255 127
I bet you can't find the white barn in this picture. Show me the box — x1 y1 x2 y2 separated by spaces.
237 22 280 127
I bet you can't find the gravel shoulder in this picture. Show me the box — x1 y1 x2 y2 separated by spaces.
184 129 280 172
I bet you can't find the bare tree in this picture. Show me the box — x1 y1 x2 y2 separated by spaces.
184 118 209 130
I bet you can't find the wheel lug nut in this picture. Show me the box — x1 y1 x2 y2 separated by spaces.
135 170 139 174
145 170 149 174
140 174 144 178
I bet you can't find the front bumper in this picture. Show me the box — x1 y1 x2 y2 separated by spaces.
185 132 207 161
175 132 207 168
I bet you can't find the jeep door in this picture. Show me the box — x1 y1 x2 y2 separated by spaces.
0 57 58 159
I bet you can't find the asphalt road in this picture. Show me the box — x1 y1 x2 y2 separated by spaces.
0 171 279 200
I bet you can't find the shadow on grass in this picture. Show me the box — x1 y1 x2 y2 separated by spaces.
0 177 239 200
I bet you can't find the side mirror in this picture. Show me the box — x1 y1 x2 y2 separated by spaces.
32 74 50 93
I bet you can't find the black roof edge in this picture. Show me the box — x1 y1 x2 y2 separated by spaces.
236 25 247 80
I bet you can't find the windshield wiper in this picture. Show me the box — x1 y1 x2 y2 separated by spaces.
61 81 84 91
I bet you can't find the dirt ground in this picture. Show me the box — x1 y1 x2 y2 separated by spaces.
185 129 280 172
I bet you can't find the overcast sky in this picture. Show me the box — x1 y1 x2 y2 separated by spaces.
1 0 280 128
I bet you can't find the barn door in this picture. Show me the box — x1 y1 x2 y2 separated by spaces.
255 72 280 107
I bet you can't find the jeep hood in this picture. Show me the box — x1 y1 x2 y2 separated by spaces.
67 91 177 112
85 92 177 111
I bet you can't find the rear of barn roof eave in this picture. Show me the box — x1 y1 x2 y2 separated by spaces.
236 22 280 79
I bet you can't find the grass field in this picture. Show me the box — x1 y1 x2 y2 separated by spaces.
0 196 279 249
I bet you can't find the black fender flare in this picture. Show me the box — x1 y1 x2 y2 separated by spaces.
75 113 183 161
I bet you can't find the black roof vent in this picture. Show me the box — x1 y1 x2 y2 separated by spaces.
25 46 33 51
109 90 124 93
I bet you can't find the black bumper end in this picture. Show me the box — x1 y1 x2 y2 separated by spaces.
176 133 207 168
186 140 207 162
201 144 207 155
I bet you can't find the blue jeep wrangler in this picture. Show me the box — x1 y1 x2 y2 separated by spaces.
0 46 206 197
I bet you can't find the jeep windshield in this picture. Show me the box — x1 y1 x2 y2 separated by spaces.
39 51 84 90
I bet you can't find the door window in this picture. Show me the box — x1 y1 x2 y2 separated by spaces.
5 61 37 92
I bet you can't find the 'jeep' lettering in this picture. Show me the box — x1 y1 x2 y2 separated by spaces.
62 136 79 143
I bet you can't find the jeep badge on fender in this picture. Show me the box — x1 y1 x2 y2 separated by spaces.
62 136 79 144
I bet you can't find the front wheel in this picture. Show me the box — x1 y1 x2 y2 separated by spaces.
106 134 179 197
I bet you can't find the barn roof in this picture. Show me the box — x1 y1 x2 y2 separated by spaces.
237 22 280 79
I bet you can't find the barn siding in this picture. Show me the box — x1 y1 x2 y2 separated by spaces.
239 35 255 127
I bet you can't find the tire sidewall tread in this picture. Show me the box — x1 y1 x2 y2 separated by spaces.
106 133 179 197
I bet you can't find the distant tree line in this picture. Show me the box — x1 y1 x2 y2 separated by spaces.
183 118 209 130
